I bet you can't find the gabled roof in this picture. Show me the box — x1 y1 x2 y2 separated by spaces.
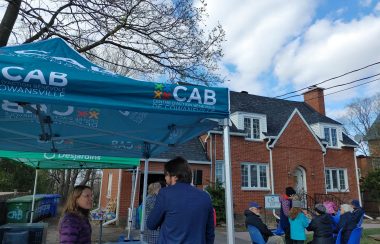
365 114 380 140
230 91 341 136
270 109 326 152
155 137 209 162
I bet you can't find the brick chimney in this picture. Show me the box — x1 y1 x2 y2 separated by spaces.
303 86 325 115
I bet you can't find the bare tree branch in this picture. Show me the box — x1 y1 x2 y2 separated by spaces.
1 0 225 85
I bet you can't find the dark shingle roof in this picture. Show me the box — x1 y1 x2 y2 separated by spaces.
230 91 341 136
156 137 209 162
341 133 358 146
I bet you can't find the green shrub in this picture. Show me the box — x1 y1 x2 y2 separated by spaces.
205 181 226 224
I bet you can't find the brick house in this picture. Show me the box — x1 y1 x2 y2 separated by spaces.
100 87 361 222
205 87 360 215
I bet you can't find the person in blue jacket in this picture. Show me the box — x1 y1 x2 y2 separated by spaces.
147 156 215 244
288 200 310 243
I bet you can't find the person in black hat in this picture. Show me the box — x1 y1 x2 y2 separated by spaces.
306 204 334 244
350 199 364 226
280 187 296 244
244 202 274 242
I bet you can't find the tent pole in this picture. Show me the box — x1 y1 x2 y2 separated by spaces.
30 169 39 223
97 170 103 211
140 158 149 242
223 118 235 244
127 167 139 239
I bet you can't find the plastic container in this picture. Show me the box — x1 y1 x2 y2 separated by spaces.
0 223 48 244
6 195 44 223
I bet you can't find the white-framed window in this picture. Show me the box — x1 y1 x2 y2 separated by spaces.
325 168 348 192
244 117 260 140
241 163 269 190
324 127 338 147
215 160 225 185
107 173 113 198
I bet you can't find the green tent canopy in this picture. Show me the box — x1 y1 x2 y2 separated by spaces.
0 150 139 169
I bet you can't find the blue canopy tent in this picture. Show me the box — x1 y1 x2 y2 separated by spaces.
0 38 236 243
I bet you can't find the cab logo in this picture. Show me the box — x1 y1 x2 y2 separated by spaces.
76 108 100 119
153 83 216 105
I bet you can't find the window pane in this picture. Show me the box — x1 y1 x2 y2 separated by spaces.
332 170 338 189
250 165 258 187
215 161 224 183
325 170 331 189
339 170 345 190
331 128 337 147
252 119 260 139
324 128 331 146
259 165 267 187
241 165 248 187
244 118 251 139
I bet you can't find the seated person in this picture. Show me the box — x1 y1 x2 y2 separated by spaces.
335 204 356 244
244 202 273 242
350 199 364 226
306 204 334 244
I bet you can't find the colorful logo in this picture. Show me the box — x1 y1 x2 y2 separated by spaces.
154 83 172 100
77 108 100 119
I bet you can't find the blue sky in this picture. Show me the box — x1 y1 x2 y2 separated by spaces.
205 0 380 120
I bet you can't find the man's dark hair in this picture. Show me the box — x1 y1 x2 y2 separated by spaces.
164 156 192 184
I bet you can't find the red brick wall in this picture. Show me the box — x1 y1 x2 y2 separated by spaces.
325 148 359 202
357 156 370 178
272 113 325 198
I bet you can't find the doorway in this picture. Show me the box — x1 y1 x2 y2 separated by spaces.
138 173 165 204
294 166 307 194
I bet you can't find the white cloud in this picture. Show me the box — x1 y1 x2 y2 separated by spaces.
360 0 372 7
325 106 349 120
375 1 380 12
205 0 317 94
274 15 380 102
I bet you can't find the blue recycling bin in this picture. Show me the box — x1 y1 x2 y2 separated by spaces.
35 194 61 217
50 194 61 217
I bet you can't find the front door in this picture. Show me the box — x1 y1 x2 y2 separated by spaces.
294 167 307 194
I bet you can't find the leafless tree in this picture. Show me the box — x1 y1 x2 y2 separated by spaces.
0 0 225 85
48 168 100 200
341 93 380 155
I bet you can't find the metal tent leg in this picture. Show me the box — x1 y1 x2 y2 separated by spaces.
223 118 235 244
140 158 149 242
30 169 39 223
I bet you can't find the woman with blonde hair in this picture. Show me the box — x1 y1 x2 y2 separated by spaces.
59 185 93 244
143 182 162 244
288 200 310 243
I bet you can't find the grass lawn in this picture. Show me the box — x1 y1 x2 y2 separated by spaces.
306 228 380 243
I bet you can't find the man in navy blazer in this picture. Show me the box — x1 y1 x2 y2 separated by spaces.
147 156 215 244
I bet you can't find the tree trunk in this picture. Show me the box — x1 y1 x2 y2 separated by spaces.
58 170 65 195
79 169 93 186
0 0 22 47
69 169 79 191
62 169 72 201
90 170 96 189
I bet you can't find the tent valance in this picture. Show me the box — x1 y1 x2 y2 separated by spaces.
0 150 139 169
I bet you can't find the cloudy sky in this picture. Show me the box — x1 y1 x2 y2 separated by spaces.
205 0 380 119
